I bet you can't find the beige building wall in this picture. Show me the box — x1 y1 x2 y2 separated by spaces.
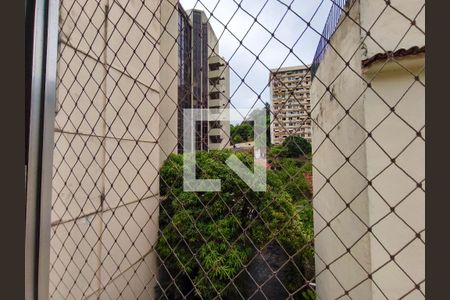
51 0 178 299
208 55 231 150
159 0 180 161
310 0 424 299
359 0 425 60
363 55 425 300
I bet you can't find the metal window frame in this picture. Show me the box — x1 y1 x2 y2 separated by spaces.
25 0 59 299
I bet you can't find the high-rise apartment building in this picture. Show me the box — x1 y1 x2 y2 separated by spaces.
269 65 312 145
177 7 230 152
177 7 193 153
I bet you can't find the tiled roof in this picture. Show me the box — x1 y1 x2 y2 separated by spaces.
362 46 425 68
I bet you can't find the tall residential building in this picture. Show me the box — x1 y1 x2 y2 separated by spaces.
177 7 192 153
269 65 312 145
177 7 230 152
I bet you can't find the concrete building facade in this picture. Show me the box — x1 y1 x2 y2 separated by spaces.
177 6 192 153
208 54 231 150
51 0 179 298
269 65 312 145
177 8 231 152
310 0 425 299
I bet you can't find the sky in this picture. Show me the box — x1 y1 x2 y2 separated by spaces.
179 0 334 122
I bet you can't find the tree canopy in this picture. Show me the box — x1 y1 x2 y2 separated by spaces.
230 103 272 146
157 150 314 299
282 136 312 157
230 122 253 144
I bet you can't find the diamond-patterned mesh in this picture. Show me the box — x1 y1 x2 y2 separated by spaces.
47 0 425 299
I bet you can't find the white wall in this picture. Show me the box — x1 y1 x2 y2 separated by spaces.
159 0 180 161
359 0 425 59
219 59 231 149
311 1 373 298
363 55 425 300
311 0 425 299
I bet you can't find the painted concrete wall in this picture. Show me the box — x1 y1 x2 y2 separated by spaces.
311 0 425 299
159 0 180 161
359 0 425 59
311 1 372 299
363 55 425 300
221 59 231 149
51 0 178 299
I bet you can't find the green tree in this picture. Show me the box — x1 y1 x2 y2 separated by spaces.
157 150 315 299
268 144 288 160
282 136 312 157
232 134 243 143
275 158 312 200
230 122 253 144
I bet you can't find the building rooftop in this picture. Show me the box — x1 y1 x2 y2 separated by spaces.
269 64 311 74
362 46 425 68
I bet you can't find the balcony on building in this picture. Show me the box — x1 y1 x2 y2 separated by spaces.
209 134 223 144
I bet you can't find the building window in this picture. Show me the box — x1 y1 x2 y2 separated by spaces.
210 135 223 144
210 121 222 129
210 91 220 100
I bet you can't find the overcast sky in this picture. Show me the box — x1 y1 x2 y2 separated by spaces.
179 0 333 122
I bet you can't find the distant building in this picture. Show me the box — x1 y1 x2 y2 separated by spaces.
269 65 312 145
233 141 254 151
177 7 230 153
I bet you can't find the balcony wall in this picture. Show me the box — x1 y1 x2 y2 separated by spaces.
310 0 425 299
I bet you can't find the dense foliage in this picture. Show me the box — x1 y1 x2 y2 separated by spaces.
230 122 253 144
282 136 312 157
230 103 271 146
157 150 314 299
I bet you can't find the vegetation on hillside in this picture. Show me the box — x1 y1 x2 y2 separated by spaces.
157 145 314 299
